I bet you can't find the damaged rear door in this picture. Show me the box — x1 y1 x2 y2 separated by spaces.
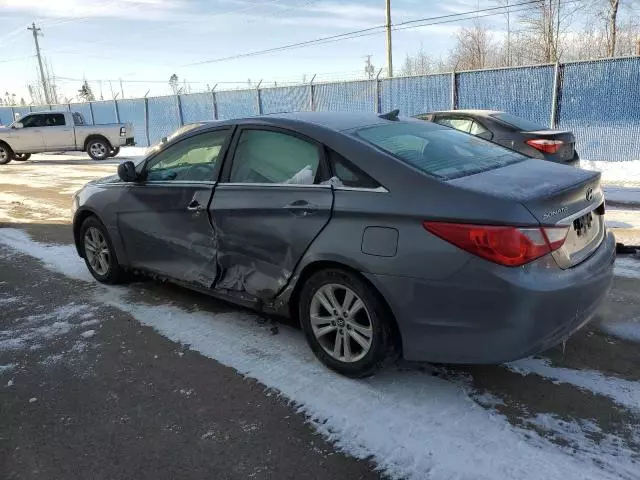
210 126 333 301
117 128 232 286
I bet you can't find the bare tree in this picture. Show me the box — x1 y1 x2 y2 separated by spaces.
399 46 432 75
449 21 497 70
607 0 621 55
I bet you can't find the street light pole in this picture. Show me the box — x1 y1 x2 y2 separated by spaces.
27 23 51 104
386 0 393 78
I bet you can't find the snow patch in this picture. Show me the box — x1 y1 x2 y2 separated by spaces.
80 330 96 339
599 318 640 343
615 257 640 279
0 363 16 373
508 357 640 412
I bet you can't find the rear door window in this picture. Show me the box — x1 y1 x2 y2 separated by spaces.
229 129 322 185
356 122 523 180
73 113 85 126
435 117 473 133
42 114 66 127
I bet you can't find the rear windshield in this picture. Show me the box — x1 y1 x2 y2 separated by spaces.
356 122 523 180
490 112 546 132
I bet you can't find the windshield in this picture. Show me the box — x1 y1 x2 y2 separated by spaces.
356 122 523 180
490 112 547 132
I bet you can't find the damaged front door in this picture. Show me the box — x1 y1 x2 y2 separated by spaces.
117 129 231 287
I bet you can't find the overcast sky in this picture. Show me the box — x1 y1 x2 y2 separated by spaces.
1 0 512 101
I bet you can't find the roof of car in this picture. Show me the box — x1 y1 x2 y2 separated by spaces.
424 109 504 117
238 111 396 132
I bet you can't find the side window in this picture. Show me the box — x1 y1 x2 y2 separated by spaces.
469 121 488 136
73 113 85 126
21 115 44 128
42 114 66 127
229 129 321 185
328 150 380 189
436 117 472 133
145 130 229 182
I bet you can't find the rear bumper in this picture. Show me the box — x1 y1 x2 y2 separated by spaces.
364 230 616 363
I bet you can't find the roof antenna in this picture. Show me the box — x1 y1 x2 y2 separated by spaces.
379 109 399 121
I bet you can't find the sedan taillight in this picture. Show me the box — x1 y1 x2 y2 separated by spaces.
526 138 563 154
423 222 569 267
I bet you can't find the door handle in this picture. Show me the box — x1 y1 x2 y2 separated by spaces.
284 200 317 216
187 200 206 212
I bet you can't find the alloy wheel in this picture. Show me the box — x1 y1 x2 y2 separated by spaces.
309 284 373 363
90 143 107 158
84 227 110 276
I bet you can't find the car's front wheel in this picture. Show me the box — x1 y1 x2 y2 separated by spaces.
87 138 110 161
298 268 397 378
80 216 126 284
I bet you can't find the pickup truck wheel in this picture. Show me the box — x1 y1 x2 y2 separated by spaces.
13 153 31 161
0 143 13 165
87 139 110 161
108 147 120 158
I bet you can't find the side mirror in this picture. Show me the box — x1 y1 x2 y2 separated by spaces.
12 122 23 129
476 130 493 140
118 161 138 182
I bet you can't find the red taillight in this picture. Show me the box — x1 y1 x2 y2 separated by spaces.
423 222 568 267
526 138 563 154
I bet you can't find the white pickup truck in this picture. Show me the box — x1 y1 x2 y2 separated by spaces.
0 110 134 164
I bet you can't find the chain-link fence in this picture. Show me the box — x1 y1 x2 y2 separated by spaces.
1 56 639 160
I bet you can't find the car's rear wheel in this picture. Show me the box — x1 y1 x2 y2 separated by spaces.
108 147 120 158
298 268 396 378
0 143 13 165
80 216 126 284
87 138 110 161
13 153 31 161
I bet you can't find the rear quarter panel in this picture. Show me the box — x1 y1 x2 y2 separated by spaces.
74 125 123 149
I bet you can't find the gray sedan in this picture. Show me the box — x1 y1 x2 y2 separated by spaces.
72 112 615 377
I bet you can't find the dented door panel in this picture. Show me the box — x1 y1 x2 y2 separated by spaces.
210 184 333 300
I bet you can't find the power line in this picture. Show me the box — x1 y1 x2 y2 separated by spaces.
181 0 546 67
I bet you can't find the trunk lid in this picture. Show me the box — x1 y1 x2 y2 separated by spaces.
521 129 576 162
449 159 605 268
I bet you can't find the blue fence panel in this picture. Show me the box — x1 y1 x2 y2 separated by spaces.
180 93 215 123
92 101 117 124
0 107 14 126
117 98 147 146
559 57 640 162
457 65 555 127
12 106 31 121
69 103 94 125
30 105 51 112
380 74 451 116
261 85 309 114
314 81 376 112
147 95 180 145
216 90 257 120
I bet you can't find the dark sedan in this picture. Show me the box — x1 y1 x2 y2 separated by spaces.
415 110 580 166
72 112 614 377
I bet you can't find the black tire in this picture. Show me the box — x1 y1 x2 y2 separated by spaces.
108 147 120 158
13 153 31 161
86 138 110 161
298 268 397 378
0 143 13 165
79 216 127 284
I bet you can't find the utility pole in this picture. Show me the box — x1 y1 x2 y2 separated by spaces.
27 23 51 104
364 55 375 79
385 0 393 77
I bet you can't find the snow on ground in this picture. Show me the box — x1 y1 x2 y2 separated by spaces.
0 192 70 223
605 208 640 229
508 357 640 412
1 227 639 480
615 256 640 279
581 160 640 188
599 318 640 343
